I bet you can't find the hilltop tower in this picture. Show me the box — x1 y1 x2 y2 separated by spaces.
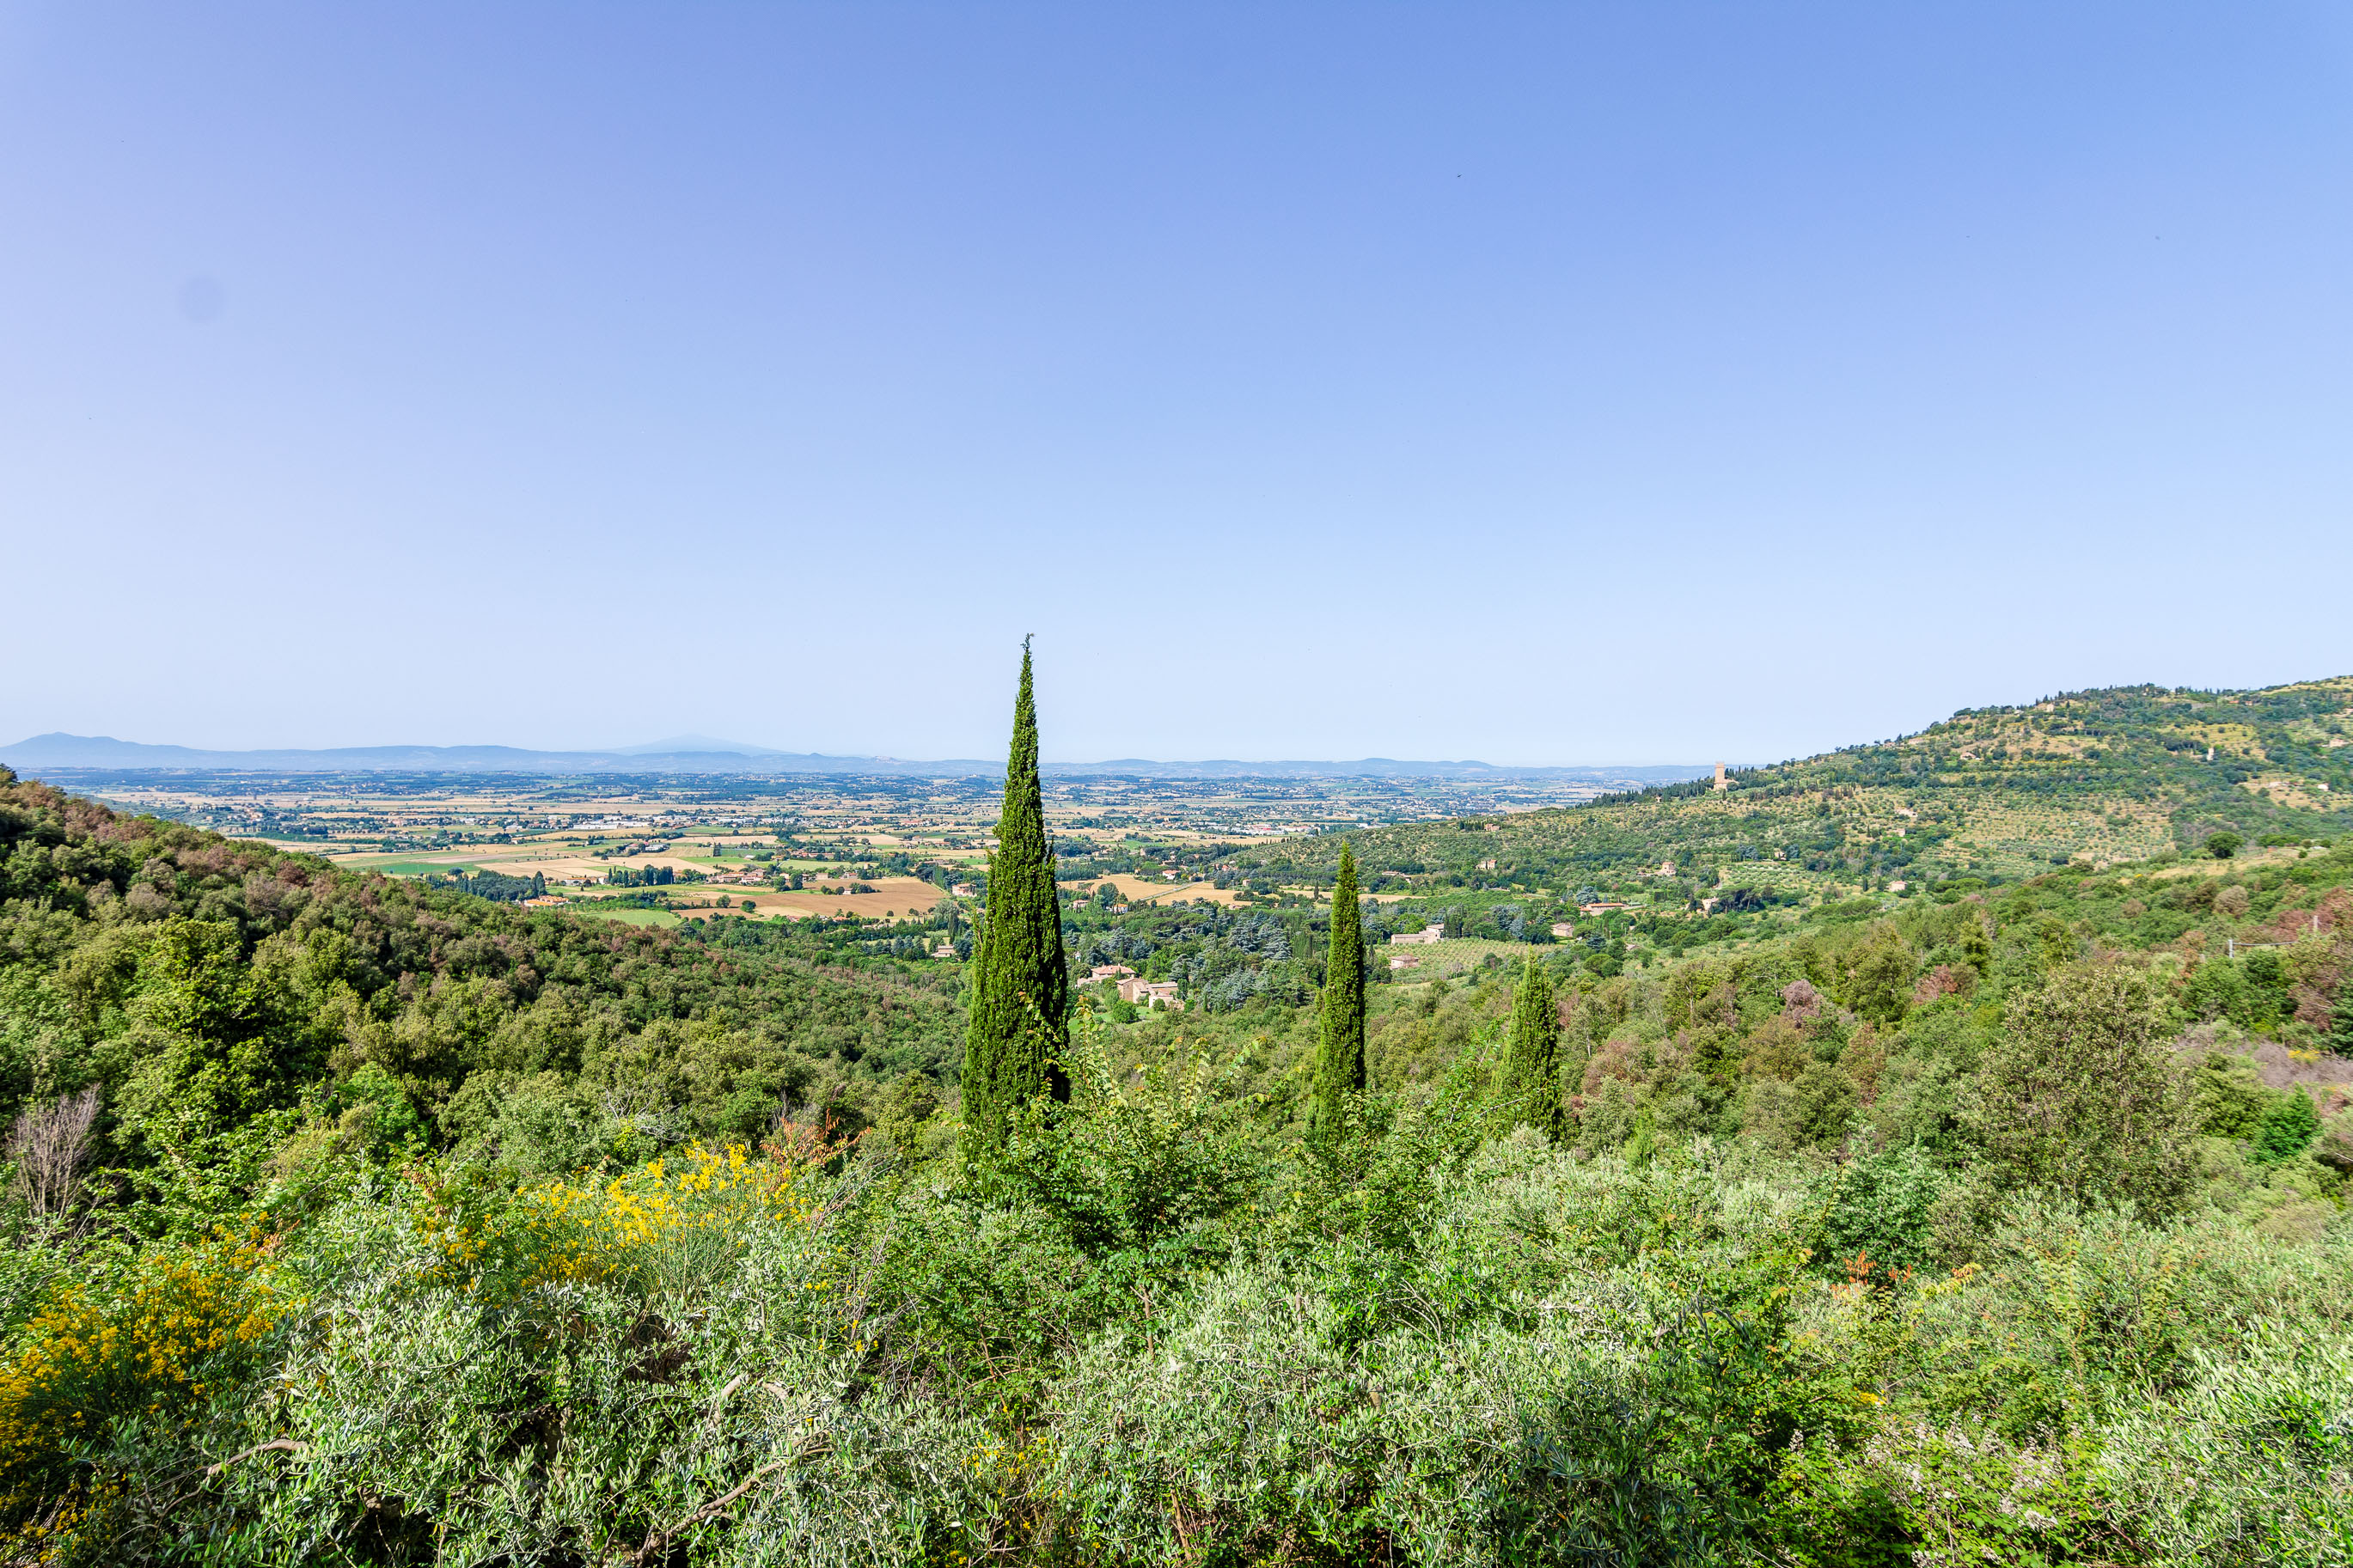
1713 761 1727 792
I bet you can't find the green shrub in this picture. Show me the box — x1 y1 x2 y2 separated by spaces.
1039 1146 1864 1567
2099 1320 2353 1565
1816 1144 1948 1280
2253 1091 2321 1165
987 1024 1263 1259
2196 1052 2277 1140
1960 964 2198 1217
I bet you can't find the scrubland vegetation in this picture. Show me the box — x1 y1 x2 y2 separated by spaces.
5 674 2353 1565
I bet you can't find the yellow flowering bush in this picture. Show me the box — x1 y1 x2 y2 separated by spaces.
413 1143 828 1303
0 1235 282 1510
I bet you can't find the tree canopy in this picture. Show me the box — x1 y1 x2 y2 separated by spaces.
960 640 1071 1165
1310 841 1365 1134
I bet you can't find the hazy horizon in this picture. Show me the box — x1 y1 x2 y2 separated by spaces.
3 725 1735 772
15 661 2345 773
6 3 2350 758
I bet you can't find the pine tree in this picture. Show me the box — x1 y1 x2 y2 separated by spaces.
959 641 1071 1166
2253 1089 2320 1164
1311 843 1366 1135
1499 955 1562 1134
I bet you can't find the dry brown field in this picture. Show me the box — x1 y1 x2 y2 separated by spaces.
2143 845 2314 883
2243 778 2334 812
1060 873 1243 907
724 876 944 921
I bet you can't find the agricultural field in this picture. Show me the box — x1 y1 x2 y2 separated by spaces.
44 764 1679 863
25 676 2353 981
741 876 951 922
569 904 681 927
1060 872 1244 908
45 766 1700 924
1379 936 1540 975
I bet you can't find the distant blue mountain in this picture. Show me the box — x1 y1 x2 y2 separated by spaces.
0 733 965 775
607 735 786 757
0 732 1715 785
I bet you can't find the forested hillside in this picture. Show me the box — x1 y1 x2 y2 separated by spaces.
1241 676 2353 899
5 686 2353 1567
0 770 962 1181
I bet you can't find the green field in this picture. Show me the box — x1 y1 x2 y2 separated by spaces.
1382 937 1539 975
351 857 487 878
570 903 681 927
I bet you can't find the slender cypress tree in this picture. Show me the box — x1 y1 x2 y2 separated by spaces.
1500 955 1562 1135
960 640 1070 1165
1311 843 1366 1135
2331 980 2353 1058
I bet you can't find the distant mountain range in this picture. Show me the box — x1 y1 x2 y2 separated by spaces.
0 732 1714 785
604 734 790 757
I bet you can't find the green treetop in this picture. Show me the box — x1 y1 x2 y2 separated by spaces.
1961 962 2198 1216
1311 842 1366 1134
2253 1088 2320 1164
1498 955 1562 1135
960 641 1071 1166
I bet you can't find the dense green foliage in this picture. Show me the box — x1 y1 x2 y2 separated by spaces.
420 867 547 900
0 770 963 1187
961 644 1072 1167
1963 962 2197 1212
1496 955 1559 1135
5 674 2353 1565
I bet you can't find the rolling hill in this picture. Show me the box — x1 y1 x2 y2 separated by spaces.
1244 677 2353 897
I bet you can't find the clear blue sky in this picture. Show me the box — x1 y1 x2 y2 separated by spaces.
4 3 2350 764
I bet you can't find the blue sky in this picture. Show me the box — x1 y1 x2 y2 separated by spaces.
4 3 2350 765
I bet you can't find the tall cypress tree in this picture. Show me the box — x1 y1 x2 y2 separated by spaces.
959 640 1070 1165
1499 955 1562 1135
1311 843 1366 1135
